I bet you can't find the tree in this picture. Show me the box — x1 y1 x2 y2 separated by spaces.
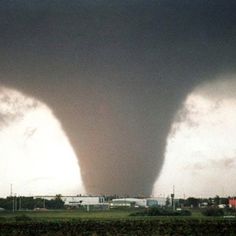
46 194 64 209
186 197 199 208
214 195 220 205
166 196 170 207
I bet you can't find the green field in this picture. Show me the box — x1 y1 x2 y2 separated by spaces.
1 209 236 235
0 209 133 221
0 208 218 221
0 208 234 223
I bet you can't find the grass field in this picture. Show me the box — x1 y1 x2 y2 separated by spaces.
0 209 133 221
1 209 236 235
0 208 233 221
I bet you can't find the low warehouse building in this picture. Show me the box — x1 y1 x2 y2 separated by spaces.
62 196 105 207
111 197 166 208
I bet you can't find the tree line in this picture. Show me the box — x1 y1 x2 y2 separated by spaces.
0 195 64 210
167 195 230 208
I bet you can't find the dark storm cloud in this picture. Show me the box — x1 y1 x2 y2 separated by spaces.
0 0 236 195
195 77 236 100
171 105 200 134
170 88 223 137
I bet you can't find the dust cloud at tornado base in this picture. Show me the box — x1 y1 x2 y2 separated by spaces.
0 1 236 195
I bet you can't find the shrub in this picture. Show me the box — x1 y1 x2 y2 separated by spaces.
0 217 6 222
178 210 192 216
14 214 32 222
201 208 224 217
130 207 191 216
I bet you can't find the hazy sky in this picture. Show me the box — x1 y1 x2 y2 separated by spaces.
0 1 236 196
0 88 84 197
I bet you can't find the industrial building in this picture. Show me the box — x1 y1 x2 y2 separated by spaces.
110 197 166 208
33 195 166 209
62 196 105 207
229 198 236 208
33 195 106 208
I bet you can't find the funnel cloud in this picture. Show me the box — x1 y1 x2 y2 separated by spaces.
0 1 236 195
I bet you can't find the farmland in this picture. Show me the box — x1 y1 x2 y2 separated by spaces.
1 209 236 235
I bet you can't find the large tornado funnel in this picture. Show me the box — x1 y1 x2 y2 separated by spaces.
1 1 236 195
51 80 190 195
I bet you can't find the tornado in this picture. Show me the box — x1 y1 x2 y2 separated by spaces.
0 0 236 196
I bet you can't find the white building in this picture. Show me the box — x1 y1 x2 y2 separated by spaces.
110 197 166 208
33 195 105 207
111 198 147 208
62 196 105 207
148 197 166 207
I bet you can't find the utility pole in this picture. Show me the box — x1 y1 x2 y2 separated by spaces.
10 184 12 197
171 185 175 211
19 197 21 211
12 195 15 213
15 194 17 211
11 184 14 213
